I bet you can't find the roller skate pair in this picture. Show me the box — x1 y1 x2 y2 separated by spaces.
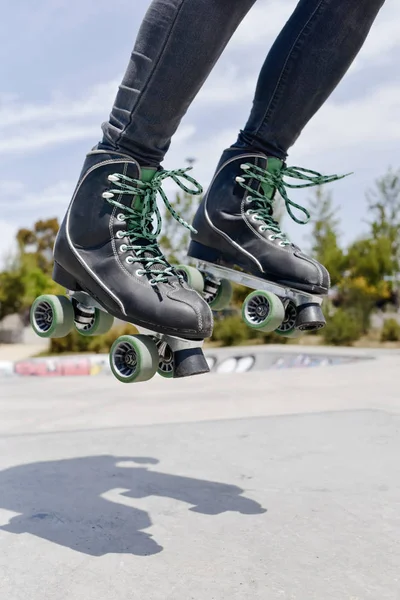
30 147 344 383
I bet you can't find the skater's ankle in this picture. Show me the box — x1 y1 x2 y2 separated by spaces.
95 140 161 170
229 132 287 162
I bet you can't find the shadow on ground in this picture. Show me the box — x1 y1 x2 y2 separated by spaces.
0 455 266 556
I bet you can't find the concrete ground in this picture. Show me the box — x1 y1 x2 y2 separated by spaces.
0 348 399 599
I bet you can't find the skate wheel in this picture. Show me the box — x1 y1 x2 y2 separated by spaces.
74 305 114 337
174 265 204 294
205 276 233 311
30 294 74 338
154 339 175 378
275 301 302 338
242 290 285 333
109 335 159 383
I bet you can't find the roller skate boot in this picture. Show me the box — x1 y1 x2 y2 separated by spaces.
31 149 213 382
188 148 348 337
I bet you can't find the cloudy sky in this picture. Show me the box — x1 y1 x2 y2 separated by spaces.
0 0 398 265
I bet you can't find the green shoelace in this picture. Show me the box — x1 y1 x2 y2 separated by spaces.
104 167 202 285
237 163 351 246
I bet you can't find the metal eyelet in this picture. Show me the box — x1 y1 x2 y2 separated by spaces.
279 241 286 247
108 174 119 182
135 269 144 277
125 256 134 264
117 213 125 222
102 191 114 199
268 234 275 241
116 230 125 239
259 226 266 233
245 196 253 203
120 244 127 253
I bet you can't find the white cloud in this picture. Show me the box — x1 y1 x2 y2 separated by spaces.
0 80 118 129
195 67 255 106
293 81 400 161
0 125 101 155
1 180 73 216
0 81 196 156
0 79 119 155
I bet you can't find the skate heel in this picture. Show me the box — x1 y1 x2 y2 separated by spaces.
174 347 210 378
52 262 81 291
296 303 326 331
188 240 225 263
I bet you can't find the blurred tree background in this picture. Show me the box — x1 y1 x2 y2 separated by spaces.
2 166 400 352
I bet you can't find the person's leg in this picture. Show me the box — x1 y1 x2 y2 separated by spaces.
101 0 256 167
235 0 386 158
54 0 255 347
190 0 385 307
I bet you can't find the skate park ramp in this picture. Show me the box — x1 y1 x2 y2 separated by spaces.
0 345 399 599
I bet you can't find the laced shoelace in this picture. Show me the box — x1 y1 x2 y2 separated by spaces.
103 167 202 285
237 163 351 246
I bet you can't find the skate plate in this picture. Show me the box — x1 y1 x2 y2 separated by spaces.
197 261 322 306
194 261 326 336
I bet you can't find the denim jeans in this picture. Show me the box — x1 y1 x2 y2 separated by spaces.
101 0 385 166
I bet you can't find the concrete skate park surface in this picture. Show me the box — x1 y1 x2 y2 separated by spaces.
0 345 399 599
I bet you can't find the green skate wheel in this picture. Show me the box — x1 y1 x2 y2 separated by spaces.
207 278 233 311
75 307 114 337
30 294 74 338
275 301 302 338
242 290 285 333
155 339 175 378
174 265 204 294
109 334 159 383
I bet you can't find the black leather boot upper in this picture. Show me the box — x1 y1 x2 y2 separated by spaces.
190 149 330 295
54 149 213 339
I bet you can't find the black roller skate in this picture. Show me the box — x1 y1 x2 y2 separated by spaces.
187 148 348 338
30 149 213 383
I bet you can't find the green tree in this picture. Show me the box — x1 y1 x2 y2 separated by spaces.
322 308 362 346
308 187 346 286
367 168 400 256
16 217 59 275
365 168 400 301
0 218 61 320
346 236 395 287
